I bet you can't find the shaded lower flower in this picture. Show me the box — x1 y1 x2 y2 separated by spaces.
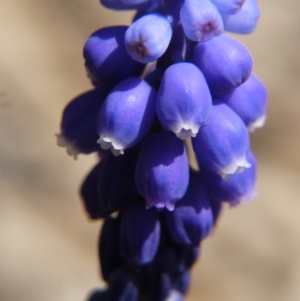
98 217 125 282
120 202 161 266
106 269 139 301
164 174 214 245
135 133 189 211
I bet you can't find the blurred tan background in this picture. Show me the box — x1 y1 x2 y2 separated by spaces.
0 0 300 300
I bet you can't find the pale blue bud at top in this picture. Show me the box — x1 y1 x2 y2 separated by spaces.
222 0 260 34
120 202 161 266
164 175 214 245
125 13 173 63
180 0 223 42
192 102 251 179
84 26 144 86
156 62 212 139
193 34 252 95
210 0 245 15
218 74 268 132
106 269 138 301
201 151 257 206
135 133 189 211
97 77 157 155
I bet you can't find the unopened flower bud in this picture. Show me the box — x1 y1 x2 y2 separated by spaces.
193 34 252 95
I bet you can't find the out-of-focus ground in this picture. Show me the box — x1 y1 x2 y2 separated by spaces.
0 0 300 300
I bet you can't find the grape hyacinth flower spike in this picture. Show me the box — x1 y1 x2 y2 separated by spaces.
56 0 267 300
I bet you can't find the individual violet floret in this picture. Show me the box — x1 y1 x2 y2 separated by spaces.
222 0 260 34
84 26 144 86
56 88 108 159
192 101 251 179
125 13 173 63
164 174 214 245
193 34 252 95
218 74 268 132
210 0 245 15
180 0 223 42
97 77 156 155
201 151 257 206
120 202 161 266
156 62 212 139
135 133 189 211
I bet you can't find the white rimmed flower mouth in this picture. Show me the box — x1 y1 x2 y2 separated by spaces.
219 156 251 180
172 122 200 140
56 133 80 159
248 115 266 132
97 135 125 156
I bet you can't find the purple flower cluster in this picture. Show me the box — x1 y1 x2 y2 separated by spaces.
57 0 267 300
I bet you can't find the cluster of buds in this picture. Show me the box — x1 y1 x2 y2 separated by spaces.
57 0 267 300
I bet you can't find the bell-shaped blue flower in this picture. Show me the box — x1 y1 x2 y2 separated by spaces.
222 0 260 34
106 269 139 301
56 88 108 159
120 202 161 266
156 62 212 139
218 74 267 132
164 174 214 245
98 217 125 281
201 151 257 206
192 102 251 179
210 0 245 15
135 133 189 211
193 34 252 95
180 0 223 42
125 13 173 63
97 77 157 155
84 26 144 86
